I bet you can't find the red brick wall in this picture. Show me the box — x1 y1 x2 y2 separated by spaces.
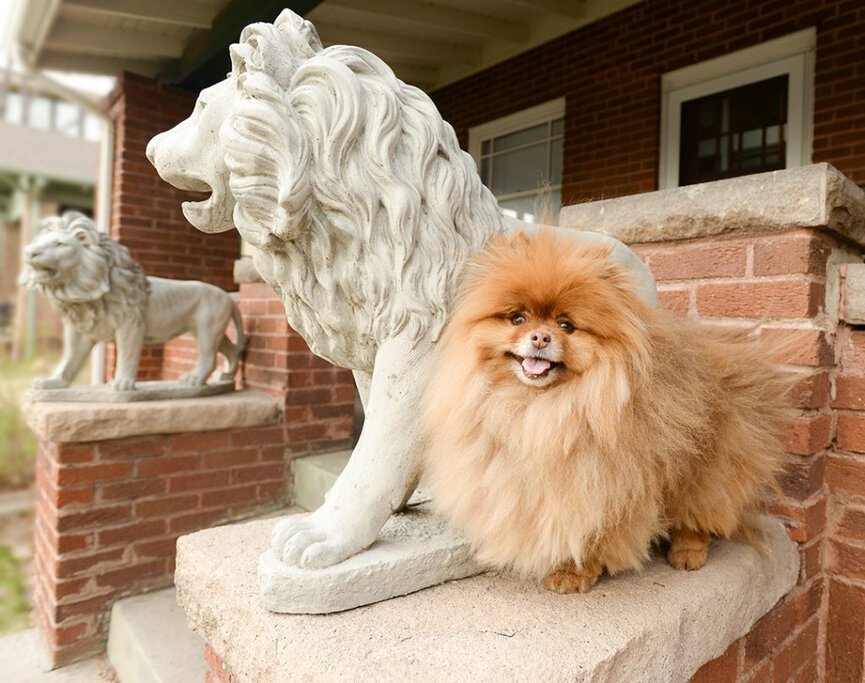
431 0 865 203
628 229 834 682
826 326 865 682
32 425 290 668
106 72 240 381
238 280 356 453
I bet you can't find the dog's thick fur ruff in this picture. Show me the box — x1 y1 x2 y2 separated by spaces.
423 231 789 584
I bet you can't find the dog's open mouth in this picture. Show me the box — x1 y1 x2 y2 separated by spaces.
507 353 561 380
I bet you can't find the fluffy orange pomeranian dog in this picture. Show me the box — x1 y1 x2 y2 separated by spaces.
422 230 790 594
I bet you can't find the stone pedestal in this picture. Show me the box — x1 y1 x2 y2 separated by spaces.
177 515 797 682
22 391 286 669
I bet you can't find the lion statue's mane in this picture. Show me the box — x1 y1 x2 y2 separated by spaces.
220 12 503 366
20 212 149 340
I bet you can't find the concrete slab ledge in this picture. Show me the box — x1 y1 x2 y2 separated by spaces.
25 379 236 403
108 588 208 683
23 389 282 443
175 514 798 682
560 163 865 246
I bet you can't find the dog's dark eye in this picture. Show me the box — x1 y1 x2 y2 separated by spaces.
558 320 575 333
510 313 526 326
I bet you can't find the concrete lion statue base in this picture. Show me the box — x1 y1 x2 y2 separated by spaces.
147 10 657 600
19 212 244 400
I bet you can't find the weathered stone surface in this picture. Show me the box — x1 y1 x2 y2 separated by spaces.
842 263 865 325
25 379 235 404
559 164 865 246
175 514 798 683
23 390 281 443
258 501 483 613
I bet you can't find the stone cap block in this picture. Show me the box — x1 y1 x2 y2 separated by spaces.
560 163 865 246
841 263 865 325
23 390 282 443
175 514 798 682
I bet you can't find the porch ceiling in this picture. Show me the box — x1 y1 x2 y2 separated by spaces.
12 0 643 92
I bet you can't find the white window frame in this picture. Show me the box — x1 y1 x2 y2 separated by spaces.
468 98 565 219
659 28 816 189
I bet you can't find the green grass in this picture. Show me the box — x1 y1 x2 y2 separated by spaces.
0 545 29 636
0 353 57 492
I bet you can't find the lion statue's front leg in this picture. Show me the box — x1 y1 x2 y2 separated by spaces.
34 322 95 389
271 337 430 567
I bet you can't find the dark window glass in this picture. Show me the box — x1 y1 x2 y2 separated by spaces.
679 75 788 186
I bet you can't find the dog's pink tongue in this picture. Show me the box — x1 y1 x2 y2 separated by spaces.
522 357 551 376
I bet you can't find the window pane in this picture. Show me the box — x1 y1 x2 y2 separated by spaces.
480 157 490 185
551 118 564 136
550 138 563 185
493 123 547 152
4 92 23 124
499 189 561 224
56 102 81 137
491 143 547 195
679 74 787 186
29 96 53 129
481 139 491 155
83 114 103 141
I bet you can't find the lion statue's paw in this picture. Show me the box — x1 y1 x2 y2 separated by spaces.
178 372 207 387
32 376 70 390
271 508 377 569
110 377 136 391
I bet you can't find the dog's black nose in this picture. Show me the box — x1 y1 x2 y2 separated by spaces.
531 332 550 349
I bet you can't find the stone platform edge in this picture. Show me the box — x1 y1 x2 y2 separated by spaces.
23 389 282 443
560 163 865 246
174 512 799 682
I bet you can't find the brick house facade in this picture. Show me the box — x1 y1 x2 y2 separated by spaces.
432 0 865 201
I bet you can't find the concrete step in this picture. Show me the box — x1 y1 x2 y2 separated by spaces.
0 629 116 682
107 509 304 683
107 588 206 683
292 450 350 512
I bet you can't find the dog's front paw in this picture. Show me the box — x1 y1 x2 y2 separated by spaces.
542 559 603 594
271 507 378 569
32 376 70 390
667 528 709 571
667 545 708 571
110 377 136 391
542 568 599 594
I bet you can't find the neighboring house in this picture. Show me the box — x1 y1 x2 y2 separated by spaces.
0 67 101 356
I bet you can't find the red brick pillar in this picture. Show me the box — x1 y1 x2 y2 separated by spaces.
26 393 286 668
235 258 356 454
827 320 865 681
106 72 239 381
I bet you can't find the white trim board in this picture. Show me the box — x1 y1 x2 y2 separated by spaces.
468 98 565 165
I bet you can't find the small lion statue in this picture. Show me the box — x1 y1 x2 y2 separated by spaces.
19 212 244 391
147 11 657 570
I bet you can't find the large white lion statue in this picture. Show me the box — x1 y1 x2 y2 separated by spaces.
147 10 657 569
19 212 245 391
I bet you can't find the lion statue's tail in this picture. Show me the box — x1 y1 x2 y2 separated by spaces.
223 299 246 380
